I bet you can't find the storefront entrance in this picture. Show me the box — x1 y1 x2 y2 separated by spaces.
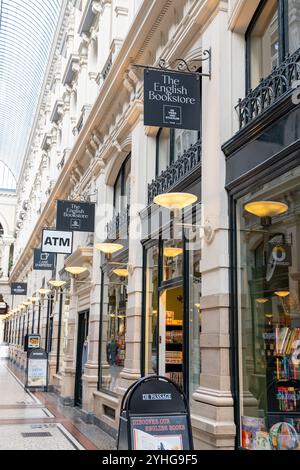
75 310 89 407
159 285 184 389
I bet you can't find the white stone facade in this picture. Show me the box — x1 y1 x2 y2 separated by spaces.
5 0 273 449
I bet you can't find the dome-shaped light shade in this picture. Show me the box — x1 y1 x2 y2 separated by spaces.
164 247 183 258
275 291 290 298
244 201 288 218
113 268 129 277
48 280 67 288
256 298 269 304
153 192 198 210
30 297 38 303
95 243 123 254
38 288 51 295
23 301 31 306
65 266 87 275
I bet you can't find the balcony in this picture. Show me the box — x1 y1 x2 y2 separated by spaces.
106 205 130 241
148 139 201 205
236 47 300 130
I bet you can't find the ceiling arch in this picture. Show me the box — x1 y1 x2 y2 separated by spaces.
0 0 62 183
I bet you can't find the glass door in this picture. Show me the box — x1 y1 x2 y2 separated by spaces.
159 285 184 390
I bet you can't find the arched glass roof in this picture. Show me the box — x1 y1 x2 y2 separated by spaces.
0 160 16 190
0 0 62 185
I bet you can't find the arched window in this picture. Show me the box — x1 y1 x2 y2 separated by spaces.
246 0 300 90
113 154 131 215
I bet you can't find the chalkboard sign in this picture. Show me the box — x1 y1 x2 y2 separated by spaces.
117 376 193 450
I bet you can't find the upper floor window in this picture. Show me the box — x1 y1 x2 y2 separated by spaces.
246 0 300 90
156 128 199 176
113 154 131 215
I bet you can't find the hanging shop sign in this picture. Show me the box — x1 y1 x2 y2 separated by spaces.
56 200 95 232
144 69 200 130
11 282 27 296
26 348 48 389
0 302 8 315
117 375 193 450
33 249 55 271
41 229 73 254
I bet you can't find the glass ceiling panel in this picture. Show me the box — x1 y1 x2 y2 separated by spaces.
0 0 62 186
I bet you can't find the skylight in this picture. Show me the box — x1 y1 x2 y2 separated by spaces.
0 0 62 186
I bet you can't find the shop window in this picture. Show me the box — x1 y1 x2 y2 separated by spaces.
156 128 199 176
113 154 131 216
236 167 300 450
144 244 159 376
100 264 128 394
143 236 201 399
288 0 300 54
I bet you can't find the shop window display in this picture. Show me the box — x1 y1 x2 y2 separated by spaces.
100 268 128 394
236 166 300 450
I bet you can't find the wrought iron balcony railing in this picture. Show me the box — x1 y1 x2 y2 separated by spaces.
106 205 130 241
236 47 300 130
148 139 201 205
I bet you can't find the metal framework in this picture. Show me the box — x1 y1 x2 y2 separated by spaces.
0 0 61 183
236 46 300 129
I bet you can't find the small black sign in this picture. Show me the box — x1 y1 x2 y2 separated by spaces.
33 249 55 271
0 302 8 315
11 282 27 296
56 200 95 232
144 70 200 130
26 348 48 389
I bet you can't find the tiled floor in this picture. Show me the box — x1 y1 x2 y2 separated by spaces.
0 344 116 450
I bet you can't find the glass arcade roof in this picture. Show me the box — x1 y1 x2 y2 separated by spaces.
0 0 62 187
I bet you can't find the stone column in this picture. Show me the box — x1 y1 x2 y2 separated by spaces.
117 114 146 394
48 291 60 387
191 9 236 449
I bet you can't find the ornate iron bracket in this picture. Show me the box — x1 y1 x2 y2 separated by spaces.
132 48 211 79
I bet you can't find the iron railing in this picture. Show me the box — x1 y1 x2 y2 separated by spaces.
236 47 300 129
148 139 201 205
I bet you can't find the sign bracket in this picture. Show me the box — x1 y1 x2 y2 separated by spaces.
132 48 211 79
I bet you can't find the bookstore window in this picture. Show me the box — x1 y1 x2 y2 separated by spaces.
236 166 300 450
144 237 201 398
100 263 128 394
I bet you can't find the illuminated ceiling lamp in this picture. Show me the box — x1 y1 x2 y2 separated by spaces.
274 291 290 298
30 297 38 303
113 268 129 277
95 243 123 254
244 201 288 218
65 266 88 276
164 247 183 258
38 288 51 296
256 298 269 304
48 279 67 288
23 301 31 306
153 192 197 210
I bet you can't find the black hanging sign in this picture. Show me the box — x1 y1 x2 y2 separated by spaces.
144 69 200 130
56 200 95 232
11 282 27 296
0 302 8 315
33 249 55 271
